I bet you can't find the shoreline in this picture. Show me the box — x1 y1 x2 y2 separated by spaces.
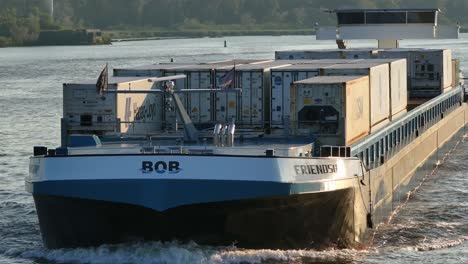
107 29 316 42
2 27 467 47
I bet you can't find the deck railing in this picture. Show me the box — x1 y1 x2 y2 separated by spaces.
350 86 463 169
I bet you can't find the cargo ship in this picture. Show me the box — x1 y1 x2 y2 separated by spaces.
26 9 468 249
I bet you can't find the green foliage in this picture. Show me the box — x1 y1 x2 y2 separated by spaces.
50 0 466 30
0 36 11 47
0 1 60 45
0 0 467 46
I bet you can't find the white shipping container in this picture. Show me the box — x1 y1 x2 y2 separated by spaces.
215 61 290 127
359 59 408 116
163 61 264 128
270 63 336 127
377 48 452 98
113 63 193 77
320 62 390 127
275 49 380 60
164 65 218 129
292 76 370 146
63 83 117 134
63 77 164 136
115 79 164 134
112 60 259 78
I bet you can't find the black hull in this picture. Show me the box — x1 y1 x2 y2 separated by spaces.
33 188 356 249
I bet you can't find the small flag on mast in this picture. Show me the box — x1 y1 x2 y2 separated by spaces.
219 66 235 88
96 63 109 95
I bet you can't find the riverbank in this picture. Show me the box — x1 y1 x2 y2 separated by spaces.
2 27 467 47
106 29 315 41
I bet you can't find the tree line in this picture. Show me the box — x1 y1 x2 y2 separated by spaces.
1 0 467 46
51 0 468 29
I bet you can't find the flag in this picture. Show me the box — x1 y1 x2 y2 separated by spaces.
96 64 108 95
219 66 235 88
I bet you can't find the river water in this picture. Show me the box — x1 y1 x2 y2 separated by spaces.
0 36 466 264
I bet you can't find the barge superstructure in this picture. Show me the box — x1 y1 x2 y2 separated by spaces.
27 9 468 249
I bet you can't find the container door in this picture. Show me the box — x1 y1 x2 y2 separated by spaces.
241 72 251 125
215 71 227 122
199 71 212 124
226 73 238 123
251 71 263 126
188 72 201 124
271 71 285 125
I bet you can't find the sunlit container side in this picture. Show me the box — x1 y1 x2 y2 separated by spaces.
320 62 390 128
270 63 336 127
377 48 452 98
115 79 164 134
358 58 408 119
451 59 460 88
113 63 194 77
274 59 364 64
215 61 291 127
291 76 370 146
275 49 380 60
63 77 163 137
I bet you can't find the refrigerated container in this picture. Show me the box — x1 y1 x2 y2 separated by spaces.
112 60 263 77
275 49 380 60
320 62 390 127
358 58 407 117
270 63 336 127
452 59 460 88
163 64 228 129
113 63 193 77
215 61 291 127
63 77 164 136
377 48 452 98
292 76 370 146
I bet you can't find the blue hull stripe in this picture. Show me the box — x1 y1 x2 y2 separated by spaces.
26 180 324 211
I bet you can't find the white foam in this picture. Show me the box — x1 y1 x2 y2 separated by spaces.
403 236 467 252
7 241 368 264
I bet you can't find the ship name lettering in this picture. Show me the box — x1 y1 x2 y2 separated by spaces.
294 164 338 175
141 161 181 174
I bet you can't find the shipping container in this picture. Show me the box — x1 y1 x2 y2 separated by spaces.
320 62 390 127
377 48 452 98
302 59 365 64
215 61 291 127
115 60 271 130
270 63 336 127
359 58 407 116
163 63 227 129
275 49 380 60
63 77 163 136
292 76 370 146
113 63 193 77
391 109 407 121
112 60 263 78
452 59 460 88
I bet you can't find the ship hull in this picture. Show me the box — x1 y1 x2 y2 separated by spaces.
27 102 468 250
34 188 356 249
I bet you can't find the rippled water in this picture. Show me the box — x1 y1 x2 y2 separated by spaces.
0 36 466 264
